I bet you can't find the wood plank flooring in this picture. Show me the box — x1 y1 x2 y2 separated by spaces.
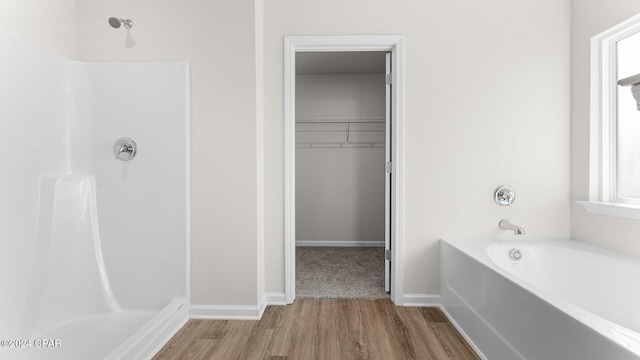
152 299 480 360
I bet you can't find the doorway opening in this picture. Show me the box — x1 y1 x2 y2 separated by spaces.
295 51 388 299
284 36 405 304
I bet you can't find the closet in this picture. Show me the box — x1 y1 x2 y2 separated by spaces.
294 51 389 299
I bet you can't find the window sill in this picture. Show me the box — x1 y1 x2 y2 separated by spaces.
577 201 640 220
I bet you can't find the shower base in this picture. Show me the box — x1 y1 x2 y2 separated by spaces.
5 299 187 360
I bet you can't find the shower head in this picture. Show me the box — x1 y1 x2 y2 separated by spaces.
108 17 133 29
108 17 121 28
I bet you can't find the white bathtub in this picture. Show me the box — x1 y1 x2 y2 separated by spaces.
441 238 640 360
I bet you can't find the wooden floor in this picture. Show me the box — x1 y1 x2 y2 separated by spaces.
152 299 480 360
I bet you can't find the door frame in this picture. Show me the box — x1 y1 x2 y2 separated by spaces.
283 35 405 304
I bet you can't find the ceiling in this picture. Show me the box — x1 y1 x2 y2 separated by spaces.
295 51 387 75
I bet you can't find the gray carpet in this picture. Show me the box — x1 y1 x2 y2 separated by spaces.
296 246 390 299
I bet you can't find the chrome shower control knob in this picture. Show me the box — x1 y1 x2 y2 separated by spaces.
114 137 137 161
509 249 522 261
494 185 516 207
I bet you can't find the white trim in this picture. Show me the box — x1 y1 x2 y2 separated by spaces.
588 13 640 209
391 37 406 306
258 294 268 319
577 201 640 220
284 38 296 304
184 64 192 310
189 294 286 320
285 35 407 52
400 294 441 307
384 52 392 293
265 292 287 305
190 303 266 320
284 35 406 305
296 240 385 247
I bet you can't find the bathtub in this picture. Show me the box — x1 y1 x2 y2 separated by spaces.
440 238 640 360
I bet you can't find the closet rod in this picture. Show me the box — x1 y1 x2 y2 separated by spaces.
295 117 384 124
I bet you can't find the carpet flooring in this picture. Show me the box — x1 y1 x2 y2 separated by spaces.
295 246 390 299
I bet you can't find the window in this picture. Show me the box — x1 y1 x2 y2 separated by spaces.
615 32 640 202
580 14 640 219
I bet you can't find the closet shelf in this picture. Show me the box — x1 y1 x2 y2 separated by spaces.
295 116 385 124
295 117 385 147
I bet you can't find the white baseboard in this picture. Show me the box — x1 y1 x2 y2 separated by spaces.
190 304 264 320
296 240 385 247
399 293 441 307
189 293 440 319
189 293 287 320
190 305 261 320
265 292 287 305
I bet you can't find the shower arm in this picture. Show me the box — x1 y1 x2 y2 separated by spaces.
109 17 133 29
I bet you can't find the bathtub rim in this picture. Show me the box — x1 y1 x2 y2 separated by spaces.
442 238 640 269
440 238 640 358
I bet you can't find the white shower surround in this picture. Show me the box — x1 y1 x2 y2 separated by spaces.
0 34 189 359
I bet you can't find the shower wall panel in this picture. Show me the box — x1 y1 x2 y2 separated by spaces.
0 33 188 343
0 34 72 338
85 62 189 310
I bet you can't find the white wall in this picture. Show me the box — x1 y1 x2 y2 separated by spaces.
296 147 385 244
571 1 640 257
76 0 264 307
0 0 76 58
265 0 572 298
5 0 575 307
2 0 579 310
296 74 386 244
13 0 640 309
296 74 385 118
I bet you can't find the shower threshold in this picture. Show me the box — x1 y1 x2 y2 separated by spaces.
5 299 187 360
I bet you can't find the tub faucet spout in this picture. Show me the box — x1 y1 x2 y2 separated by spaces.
499 219 526 235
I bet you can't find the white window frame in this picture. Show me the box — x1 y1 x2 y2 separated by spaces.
579 13 640 219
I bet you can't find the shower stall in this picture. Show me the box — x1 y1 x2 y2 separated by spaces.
0 33 189 359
